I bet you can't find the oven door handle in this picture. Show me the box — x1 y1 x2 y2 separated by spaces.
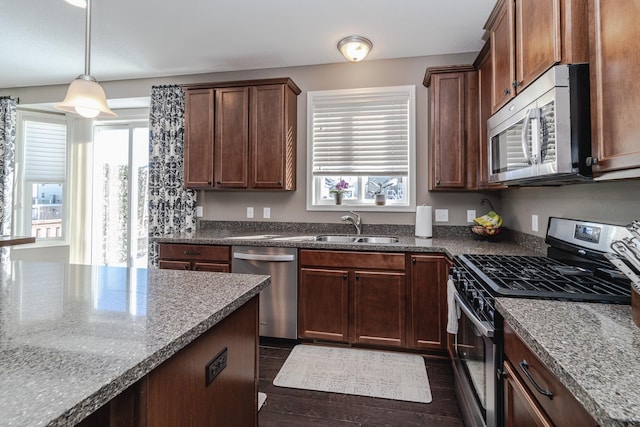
454 293 494 338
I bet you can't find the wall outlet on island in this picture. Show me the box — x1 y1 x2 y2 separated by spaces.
263 207 271 219
435 209 449 222
247 207 254 219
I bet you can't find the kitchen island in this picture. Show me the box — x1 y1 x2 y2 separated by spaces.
0 261 269 426
497 298 640 427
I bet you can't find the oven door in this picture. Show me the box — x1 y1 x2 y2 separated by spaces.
452 292 498 427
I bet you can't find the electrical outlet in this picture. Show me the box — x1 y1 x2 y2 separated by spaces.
195 206 204 218
263 207 271 219
435 209 449 222
532 214 539 232
467 210 476 223
247 207 254 219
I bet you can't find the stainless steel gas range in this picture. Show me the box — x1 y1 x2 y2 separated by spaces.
449 217 633 427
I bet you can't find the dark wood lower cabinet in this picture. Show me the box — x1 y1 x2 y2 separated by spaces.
158 243 231 272
79 296 258 427
298 267 349 342
503 322 597 427
353 270 406 347
408 254 448 350
298 250 406 348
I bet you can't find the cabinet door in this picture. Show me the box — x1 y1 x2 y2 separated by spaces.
429 72 467 190
298 268 349 342
515 0 561 92
194 262 230 273
184 89 214 189
251 85 287 189
503 360 553 427
215 87 250 188
491 0 516 113
589 0 640 176
408 255 447 350
353 270 406 347
158 260 191 270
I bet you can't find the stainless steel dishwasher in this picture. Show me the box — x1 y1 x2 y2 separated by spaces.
231 246 298 339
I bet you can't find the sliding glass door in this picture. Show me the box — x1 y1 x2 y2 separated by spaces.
91 124 149 267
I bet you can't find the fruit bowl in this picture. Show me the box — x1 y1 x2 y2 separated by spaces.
469 225 505 241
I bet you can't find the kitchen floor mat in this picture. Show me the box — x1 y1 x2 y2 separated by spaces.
273 344 432 403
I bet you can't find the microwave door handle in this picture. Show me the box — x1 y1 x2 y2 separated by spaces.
520 108 537 165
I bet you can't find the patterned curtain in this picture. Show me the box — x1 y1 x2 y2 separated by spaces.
0 97 17 236
148 86 197 267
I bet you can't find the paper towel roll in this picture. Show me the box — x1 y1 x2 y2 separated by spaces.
415 205 433 238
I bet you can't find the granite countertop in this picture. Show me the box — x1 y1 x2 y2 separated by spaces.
497 298 640 427
155 229 544 257
0 261 270 427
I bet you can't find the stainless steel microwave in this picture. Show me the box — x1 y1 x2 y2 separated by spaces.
488 64 592 185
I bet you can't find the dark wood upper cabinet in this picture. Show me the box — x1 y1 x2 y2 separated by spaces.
184 89 215 188
182 78 300 191
486 0 588 114
475 42 507 190
424 65 479 191
588 0 640 178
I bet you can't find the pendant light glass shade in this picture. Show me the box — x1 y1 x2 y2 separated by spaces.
57 74 116 118
337 36 373 62
55 0 116 118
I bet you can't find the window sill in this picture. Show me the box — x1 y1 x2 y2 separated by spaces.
307 204 415 213
10 239 69 250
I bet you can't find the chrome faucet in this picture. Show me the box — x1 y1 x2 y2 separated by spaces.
341 211 362 235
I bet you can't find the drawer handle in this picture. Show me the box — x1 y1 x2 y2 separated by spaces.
184 250 201 255
519 360 553 400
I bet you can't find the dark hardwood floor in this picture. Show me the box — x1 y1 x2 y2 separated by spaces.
258 340 464 426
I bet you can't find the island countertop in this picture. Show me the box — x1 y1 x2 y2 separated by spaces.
0 261 270 427
497 298 640 427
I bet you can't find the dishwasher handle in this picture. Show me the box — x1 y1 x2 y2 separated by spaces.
233 252 296 262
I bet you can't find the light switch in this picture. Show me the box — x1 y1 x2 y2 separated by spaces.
247 207 254 218
263 207 271 219
435 209 449 222
532 214 539 232
196 206 204 218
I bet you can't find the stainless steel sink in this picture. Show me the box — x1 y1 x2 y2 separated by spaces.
315 235 399 244
315 235 359 243
357 236 399 244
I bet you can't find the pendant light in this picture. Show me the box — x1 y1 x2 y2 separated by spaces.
337 36 373 63
56 0 116 118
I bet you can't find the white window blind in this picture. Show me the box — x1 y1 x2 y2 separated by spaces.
24 120 67 182
310 87 411 176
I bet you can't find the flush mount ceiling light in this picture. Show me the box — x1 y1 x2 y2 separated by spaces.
337 35 373 63
56 0 116 118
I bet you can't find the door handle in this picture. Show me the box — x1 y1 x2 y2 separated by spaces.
233 252 295 262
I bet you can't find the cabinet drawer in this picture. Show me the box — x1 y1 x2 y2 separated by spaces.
503 323 597 427
159 244 231 262
300 250 405 270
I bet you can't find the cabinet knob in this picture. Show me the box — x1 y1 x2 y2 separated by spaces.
278 181 283 187
355 273 360 280
436 180 441 185
216 181 221 185
207 181 212 185
586 156 599 166
512 80 520 88
503 88 511 95
343 273 348 279
412 258 416 264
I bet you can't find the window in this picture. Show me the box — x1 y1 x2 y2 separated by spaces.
15 112 68 242
307 86 416 211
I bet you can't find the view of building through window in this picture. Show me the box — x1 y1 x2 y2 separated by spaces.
31 183 63 237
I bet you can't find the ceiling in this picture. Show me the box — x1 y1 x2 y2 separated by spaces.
3 0 496 90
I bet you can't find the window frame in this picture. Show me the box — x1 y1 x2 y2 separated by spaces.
306 85 416 212
14 110 71 246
